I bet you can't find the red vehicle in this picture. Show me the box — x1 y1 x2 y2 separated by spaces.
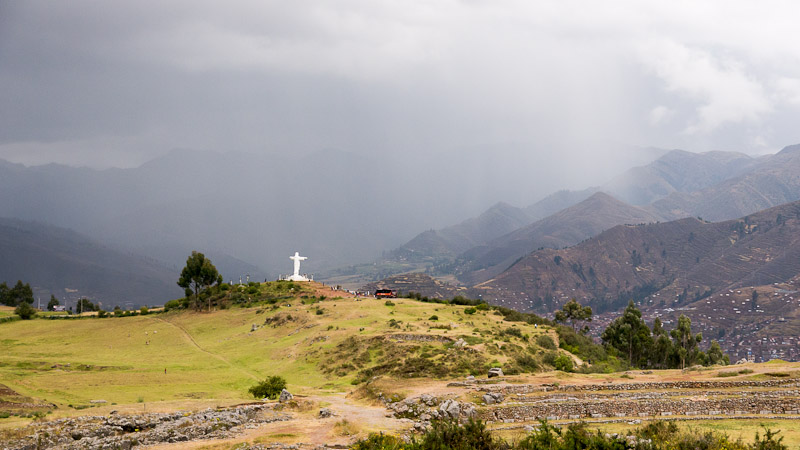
375 289 396 299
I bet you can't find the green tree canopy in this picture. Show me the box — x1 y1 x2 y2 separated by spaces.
178 251 223 311
671 314 702 369
0 280 34 307
47 295 59 311
15 301 37 320
554 298 592 333
601 300 652 367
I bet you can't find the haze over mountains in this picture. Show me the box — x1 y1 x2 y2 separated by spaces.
4 144 800 308
359 145 800 288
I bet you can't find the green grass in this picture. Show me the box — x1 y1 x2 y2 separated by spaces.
0 283 556 412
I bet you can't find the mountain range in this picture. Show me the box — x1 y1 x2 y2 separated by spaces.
0 218 180 306
356 145 800 290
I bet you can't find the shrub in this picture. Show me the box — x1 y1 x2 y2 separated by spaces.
428 315 439 321
248 375 287 399
500 327 523 339
536 335 556 350
464 307 477 315
14 302 36 320
413 418 503 450
352 433 405 450
385 300 396 306
553 354 573 372
139 306 149 315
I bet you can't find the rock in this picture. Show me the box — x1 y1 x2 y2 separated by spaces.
90 399 107 404
488 368 504 378
466 375 476 382
319 408 333 418
278 389 293 403
482 392 504 405
454 338 467 348
251 324 259 332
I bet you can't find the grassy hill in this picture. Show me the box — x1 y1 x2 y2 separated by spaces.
0 282 566 412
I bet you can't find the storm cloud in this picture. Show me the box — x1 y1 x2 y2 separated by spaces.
2 1 800 184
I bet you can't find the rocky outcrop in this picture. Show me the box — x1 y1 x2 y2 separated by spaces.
4 404 289 450
279 389 293 403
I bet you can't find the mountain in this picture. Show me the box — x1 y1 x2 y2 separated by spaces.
389 202 533 262
1 148 526 282
455 192 663 285
474 199 800 315
370 148 754 284
650 144 800 221
604 150 757 206
0 218 181 307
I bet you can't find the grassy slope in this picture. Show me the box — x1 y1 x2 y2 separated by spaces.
0 283 554 410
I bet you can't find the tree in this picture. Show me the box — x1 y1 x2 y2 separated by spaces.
554 298 592 333
47 295 59 311
178 251 223 311
248 375 287 399
670 315 702 369
707 340 726 366
601 301 651 367
75 298 99 314
15 301 37 320
1 280 34 307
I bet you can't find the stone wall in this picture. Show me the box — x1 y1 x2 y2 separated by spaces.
482 398 800 423
481 379 800 395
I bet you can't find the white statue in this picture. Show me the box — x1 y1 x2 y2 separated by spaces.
288 252 309 281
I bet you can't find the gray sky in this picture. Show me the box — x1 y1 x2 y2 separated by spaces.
2 1 800 177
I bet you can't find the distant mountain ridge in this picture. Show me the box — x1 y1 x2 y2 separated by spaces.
474 199 800 315
0 218 182 307
455 192 663 285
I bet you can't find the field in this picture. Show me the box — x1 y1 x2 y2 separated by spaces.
2 283 800 448
0 282 553 419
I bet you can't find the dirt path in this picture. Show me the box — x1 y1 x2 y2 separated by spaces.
155 317 260 381
146 391 408 449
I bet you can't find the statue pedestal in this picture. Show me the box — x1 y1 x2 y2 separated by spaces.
287 274 309 282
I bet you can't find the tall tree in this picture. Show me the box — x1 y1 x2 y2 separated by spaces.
1 281 34 307
178 251 223 311
707 340 727 365
554 298 593 333
649 317 673 369
601 301 652 367
47 295 59 311
670 314 702 369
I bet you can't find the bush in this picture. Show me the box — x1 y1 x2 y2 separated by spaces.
464 307 477 315
248 375 287 399
428 315 439 321
385 300 396 306
412 418 503 450
140 306 149 315
536 335 556 350
14 302 36 320
553 354 573 372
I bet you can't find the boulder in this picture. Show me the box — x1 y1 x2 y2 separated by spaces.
482 392 504 405
488 367 504 378
319 408 333 418
278 389 293 403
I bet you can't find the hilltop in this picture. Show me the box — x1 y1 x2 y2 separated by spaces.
0 281 566 412
2 287 800 448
